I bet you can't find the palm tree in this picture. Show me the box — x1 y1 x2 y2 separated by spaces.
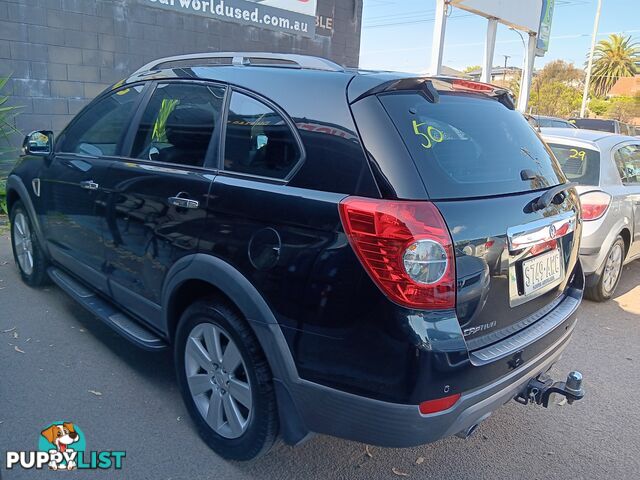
589 34 640 97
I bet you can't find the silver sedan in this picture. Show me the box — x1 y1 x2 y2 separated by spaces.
542 127 640 301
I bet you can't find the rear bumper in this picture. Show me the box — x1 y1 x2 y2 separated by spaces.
579 210 629 275
277 281 581 447
580 247 604 276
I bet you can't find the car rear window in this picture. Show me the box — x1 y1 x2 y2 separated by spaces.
379 92 564 199
547 143 600 185
537 117 572 128
570 119 616 133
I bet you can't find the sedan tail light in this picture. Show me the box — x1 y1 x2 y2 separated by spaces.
580 191 611 221
338 197 455 310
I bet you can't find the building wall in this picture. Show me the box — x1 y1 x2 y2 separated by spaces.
0 0 363 172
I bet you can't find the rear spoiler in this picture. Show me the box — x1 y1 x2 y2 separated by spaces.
349 76 516 110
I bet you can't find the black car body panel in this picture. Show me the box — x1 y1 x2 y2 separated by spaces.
8 56 585 447
436 190 581 349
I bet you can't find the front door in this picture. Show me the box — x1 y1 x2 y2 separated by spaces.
100 81 225 328
41 85 145 292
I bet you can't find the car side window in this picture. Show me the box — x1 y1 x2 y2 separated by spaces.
223 91 300 179
614 144 640 185
131 82 226 167
58 86 143 156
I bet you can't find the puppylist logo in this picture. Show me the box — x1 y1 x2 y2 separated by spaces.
5 421 126 471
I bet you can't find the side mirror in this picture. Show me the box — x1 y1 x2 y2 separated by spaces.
22 130 54 156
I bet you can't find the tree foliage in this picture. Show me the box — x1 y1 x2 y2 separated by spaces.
528 61 584 117
0 76 21 152
590 34 640 97
536 60 584 87
0 76 21 215
604 95 640 122
588 97 609 116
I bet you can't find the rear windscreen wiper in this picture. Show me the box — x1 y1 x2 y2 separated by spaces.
534 182 576 211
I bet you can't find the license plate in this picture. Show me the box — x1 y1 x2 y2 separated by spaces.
522 249 562 296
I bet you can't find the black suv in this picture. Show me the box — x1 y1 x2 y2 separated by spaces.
8 53 585 461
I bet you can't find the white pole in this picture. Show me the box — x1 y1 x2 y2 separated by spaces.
580 0 602 118
430 0 448 76
481 18 498 83
517 33 537 112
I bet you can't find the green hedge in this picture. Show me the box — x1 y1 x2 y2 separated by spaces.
1 75 21 215
0 177 7 215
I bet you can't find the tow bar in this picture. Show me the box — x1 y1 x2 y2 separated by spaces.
515 371 585 407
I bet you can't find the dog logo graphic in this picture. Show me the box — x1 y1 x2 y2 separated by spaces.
40 422 80 470
6 421 125 471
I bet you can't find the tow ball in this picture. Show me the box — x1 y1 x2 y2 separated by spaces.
515 371 585 407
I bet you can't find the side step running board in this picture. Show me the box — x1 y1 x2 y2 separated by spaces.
48 267 167 351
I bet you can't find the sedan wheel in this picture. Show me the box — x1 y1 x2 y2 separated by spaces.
602 242 623 296
586 235 625 302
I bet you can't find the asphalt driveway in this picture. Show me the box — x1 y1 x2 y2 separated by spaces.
1 229 639 479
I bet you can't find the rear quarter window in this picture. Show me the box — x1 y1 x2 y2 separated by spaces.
548 144 600 185
379 92 565 199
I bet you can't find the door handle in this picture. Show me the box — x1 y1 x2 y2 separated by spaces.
79 180 99 190
168 196 199 209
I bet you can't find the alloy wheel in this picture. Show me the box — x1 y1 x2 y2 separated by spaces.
13 212 34 276
184 323 253 439
602 243 623 295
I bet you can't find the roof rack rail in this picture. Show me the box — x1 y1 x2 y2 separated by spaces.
133 52 344 75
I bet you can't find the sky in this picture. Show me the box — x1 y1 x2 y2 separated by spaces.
359 0 640 74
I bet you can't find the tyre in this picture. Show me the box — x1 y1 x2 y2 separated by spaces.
175 299 278 461
10 201 49 287
585 235 625 302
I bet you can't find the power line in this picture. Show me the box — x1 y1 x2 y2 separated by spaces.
362 0 592 30
363 13 474 29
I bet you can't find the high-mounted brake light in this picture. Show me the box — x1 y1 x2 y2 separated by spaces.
339 197 455 310
419 393 461 415
451 79 494 93
580 191 611 221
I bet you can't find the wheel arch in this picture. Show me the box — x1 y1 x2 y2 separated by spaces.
619 227 631 258
161 254 297 382
162 253 311 445
6 175 48 255
6 185 20 214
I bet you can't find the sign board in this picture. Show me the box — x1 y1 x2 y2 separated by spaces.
143 0 318 37
536 0 555 55
451 0 543 33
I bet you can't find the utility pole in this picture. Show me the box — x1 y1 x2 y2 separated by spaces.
502 54 511 82
580 0 602 118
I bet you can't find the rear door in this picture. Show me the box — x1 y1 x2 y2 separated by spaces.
41 85 145 292
99 81 225 328
373 90 581 349
613 143 640 258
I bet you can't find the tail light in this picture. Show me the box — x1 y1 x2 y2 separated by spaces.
338 197 455 310
580 191 611 221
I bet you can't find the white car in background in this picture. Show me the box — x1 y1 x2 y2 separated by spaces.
542 128 640 301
